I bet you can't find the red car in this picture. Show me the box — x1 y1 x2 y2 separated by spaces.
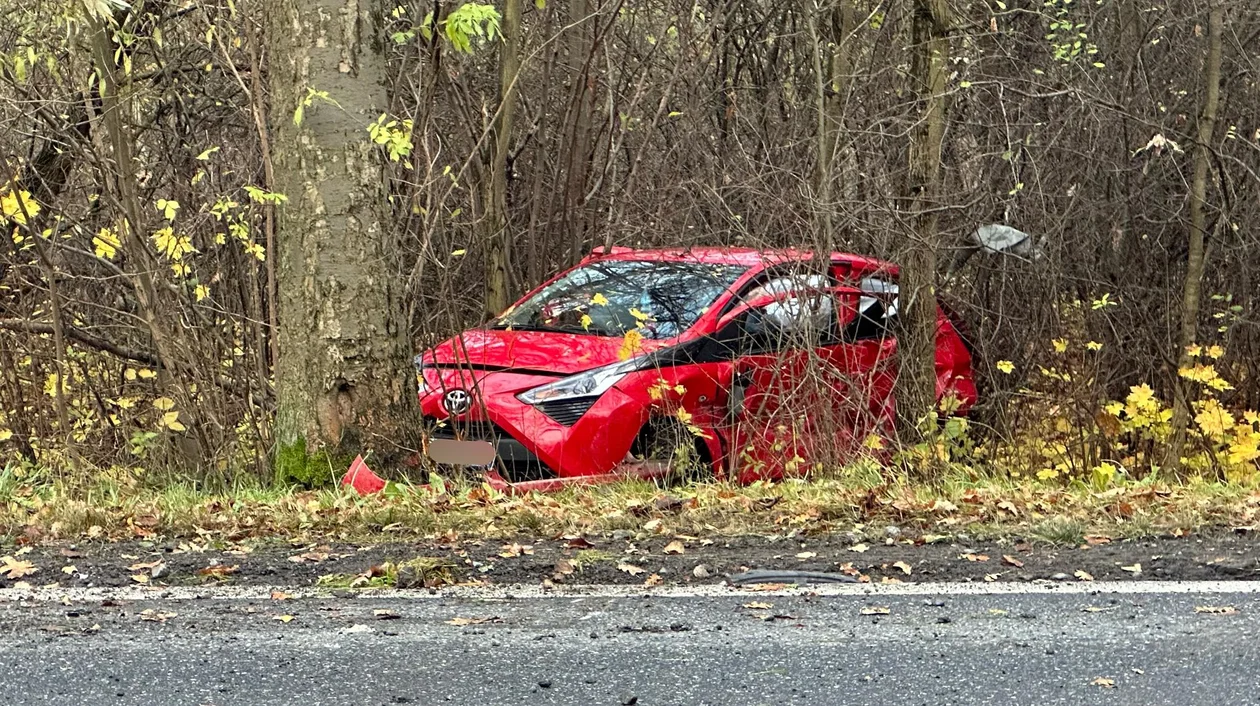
416 247 976 492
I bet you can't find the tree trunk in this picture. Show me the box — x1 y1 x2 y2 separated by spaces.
1167 1 1225 475
264 0 415 481
484 0 523 318
806 0 854 247
895 0 951 442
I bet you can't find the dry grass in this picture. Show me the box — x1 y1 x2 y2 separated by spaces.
3 461 1259 546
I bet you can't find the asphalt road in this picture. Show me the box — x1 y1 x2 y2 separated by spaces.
3 583 1260 705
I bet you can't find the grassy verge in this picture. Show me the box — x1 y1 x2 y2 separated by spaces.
3 462 1258 546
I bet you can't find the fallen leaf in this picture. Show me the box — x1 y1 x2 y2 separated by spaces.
920 534 949 544
742 602 773 610
270 591 292 601
983 573 1000 582
848 543 869 553
272 615 295 623
1001 555 1024 568
126 560 163 572
499 543 534 558
563 536 595 549
1082 606 1114 613
446 616 501 626
1120 563 1142 575
662 540 686 555
139 609 176 623
553 559 575 576
961 553 990 562
1 556 39 579
1090 677 1115 689
892 561 912 576
796 552 817 559
1084 535 1112 546
617 562 646 576
373 609 402 620
643 519 663 532
343 624 374 634
196 564 239 579
743 582 789 591
860 606 891 615
61 565 77 575
1074 570 1095 581
287 550 330 564
1194 605 1238 615
643 573 663 587
881 576 903 584
59 548 83 558
130 574 150 584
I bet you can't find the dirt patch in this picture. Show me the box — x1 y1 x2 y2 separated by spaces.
5 528 1259 590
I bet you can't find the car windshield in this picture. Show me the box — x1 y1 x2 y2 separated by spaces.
493 260 747 339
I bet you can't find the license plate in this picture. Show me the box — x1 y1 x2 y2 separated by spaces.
427 438 496 468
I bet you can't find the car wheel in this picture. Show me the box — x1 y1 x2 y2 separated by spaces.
633 417 713 486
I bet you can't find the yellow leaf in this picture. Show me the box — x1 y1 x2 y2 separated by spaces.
995 360 1015 374
93 228 121 259
1085 341 1103 351
0 189 40 224
0 556 38 578
138 369 157 379
273 614 295 623
194 284 210 302
0 428 12 442
451 249 466 256
152 397 175 411
580 314 592 330
617 329 643 361
590 293 609 306
161 411 187 432
663 540 685 555
1052 338 1069 353
892 561 912 576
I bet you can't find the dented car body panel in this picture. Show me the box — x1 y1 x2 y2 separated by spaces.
417 247 976 488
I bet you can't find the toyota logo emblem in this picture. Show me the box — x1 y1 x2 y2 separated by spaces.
442 389 472 415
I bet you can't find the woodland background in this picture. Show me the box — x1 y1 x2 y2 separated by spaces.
1 0 1258 488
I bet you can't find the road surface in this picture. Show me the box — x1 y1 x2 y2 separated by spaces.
3 582 1260 705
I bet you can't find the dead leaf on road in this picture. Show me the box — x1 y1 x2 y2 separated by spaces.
860 606 891 615
1090 677 1115 689
961 553 990 562
553 559 575 576
272 615 295 623
1084 535 1112 546
1 556 38 579
617 562 646 576
499 543 534 558
373 609 402 620
643 574 663 587
446 616 501 626
848 543 869 553
796 551 817 559
61 565 77 575
563 536 595 549
892 561 912 576
139 609 176 623
287 549 330 563
130 574 150 584
1194 606 1239 615
742 602 773 610
1074 570 1095 581
742 582 789 591
662 540 686 555
270 591 292 601
1001 555 1024 568
126 560 163 572
1120 563 1142 575
196 564 239 579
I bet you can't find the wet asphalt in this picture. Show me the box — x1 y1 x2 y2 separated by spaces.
3 585 1260 705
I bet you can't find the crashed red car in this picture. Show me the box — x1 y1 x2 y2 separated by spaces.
416 247 976 492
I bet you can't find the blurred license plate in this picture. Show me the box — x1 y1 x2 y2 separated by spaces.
427 439 496 468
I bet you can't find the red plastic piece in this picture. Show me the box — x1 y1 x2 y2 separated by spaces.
341 455 387 495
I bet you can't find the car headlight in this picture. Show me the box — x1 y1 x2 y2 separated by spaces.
517 357 650 405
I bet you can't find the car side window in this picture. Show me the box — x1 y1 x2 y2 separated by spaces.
739 294 835 354
843 277 899 341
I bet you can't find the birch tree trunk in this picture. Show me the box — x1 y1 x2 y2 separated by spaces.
264 0 415 481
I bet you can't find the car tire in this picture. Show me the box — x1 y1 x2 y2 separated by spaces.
633 417 714 486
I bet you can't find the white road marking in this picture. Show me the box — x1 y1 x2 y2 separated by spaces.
4 580 1260 603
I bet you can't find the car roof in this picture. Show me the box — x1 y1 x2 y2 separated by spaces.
584 246 896 275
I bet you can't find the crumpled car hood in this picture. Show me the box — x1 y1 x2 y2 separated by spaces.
423 328 667 375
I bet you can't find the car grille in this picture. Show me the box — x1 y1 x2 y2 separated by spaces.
535 397 599 426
